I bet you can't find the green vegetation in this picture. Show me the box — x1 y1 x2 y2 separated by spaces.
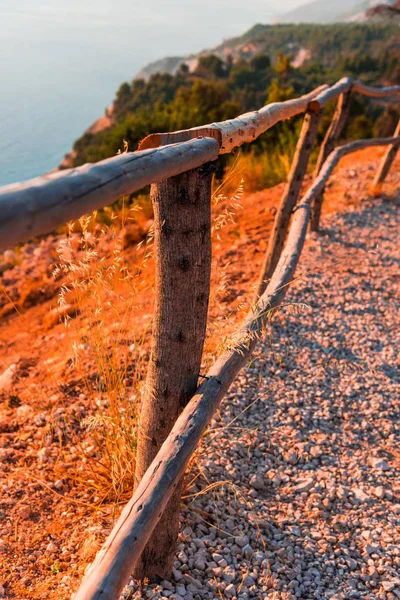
70 22 399 193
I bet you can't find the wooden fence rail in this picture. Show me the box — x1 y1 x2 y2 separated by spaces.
0 77 399 600
0 139 219 252
73 135 400 600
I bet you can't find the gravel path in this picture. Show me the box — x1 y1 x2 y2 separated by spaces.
123 194 399 600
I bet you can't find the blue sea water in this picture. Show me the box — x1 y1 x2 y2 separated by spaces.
0 0 300 186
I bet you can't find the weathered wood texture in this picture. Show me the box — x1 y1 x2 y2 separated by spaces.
133 164 214 581
0 138 219 252
73 135 400 600
310 90 352 232
373 119 400 189
307 77 352 111
352 81 400 98
139 85 328 154
255 108 322 298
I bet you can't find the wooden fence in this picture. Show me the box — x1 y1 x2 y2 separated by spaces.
1 77 399 600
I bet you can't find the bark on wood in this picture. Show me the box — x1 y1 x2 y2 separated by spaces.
310 90 352 232
133 164 214 581
372 119 400 189
307 77 352 111
73 135 400 600
139 85 328 154
0 138 219 252
255 108 322 298
352 81 400 98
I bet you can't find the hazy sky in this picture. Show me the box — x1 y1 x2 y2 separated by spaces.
0 1 309 58
0 0 310 184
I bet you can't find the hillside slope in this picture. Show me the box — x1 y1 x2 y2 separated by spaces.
135 21 398 80
278 0 368 23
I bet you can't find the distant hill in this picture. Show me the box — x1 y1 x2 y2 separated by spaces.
367 0 400 22
278 0 368 24
279 0 399 24
135 20 399 81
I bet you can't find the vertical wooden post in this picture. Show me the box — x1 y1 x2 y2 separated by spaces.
372 119 400 191
310 90 352 232
255 108 322 298
133 163 214 581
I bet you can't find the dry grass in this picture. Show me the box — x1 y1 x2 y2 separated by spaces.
53 204 153 502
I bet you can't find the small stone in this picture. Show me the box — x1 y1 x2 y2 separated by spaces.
234 535 249 548
353 488 369 503
46 542 58 554
272 474 281 487
225 584 236 598
172 568 183 582
368 457 390 471
294 479 314 493
382 580 400 592
161 581 174 592
249 474 265 490
19 506 31 519
54 480 64 490
347 558 358 571
194 558 206 571
374 486 384 499
286 450 298 465
0 364 18 391
175 584 186 596
242 544 253 557
244 575 255 587
38 447 50 463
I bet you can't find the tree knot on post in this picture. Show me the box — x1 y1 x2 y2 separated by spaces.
199 161 218 178
176 330 186 343
161 219 173 237
178 255 191 272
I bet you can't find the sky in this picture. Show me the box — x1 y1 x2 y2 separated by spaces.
0 1 308 57
0 0 310 185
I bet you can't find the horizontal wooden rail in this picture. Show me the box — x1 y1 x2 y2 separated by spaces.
308 77 352 111
0 138 219 252
352 81 400 98
139 78 400 153
139 85 328 153
73 134 400 600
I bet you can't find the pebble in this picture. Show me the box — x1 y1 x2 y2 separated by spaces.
234 535 249 548
46 542 58 554
368 457 390 471
294 478 314 493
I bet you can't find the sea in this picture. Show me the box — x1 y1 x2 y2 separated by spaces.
0 0 299 187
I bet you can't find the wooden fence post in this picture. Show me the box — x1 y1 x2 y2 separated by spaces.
255 108 322 298
310 89 352 232
372 119 400 191
133 163 214 581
